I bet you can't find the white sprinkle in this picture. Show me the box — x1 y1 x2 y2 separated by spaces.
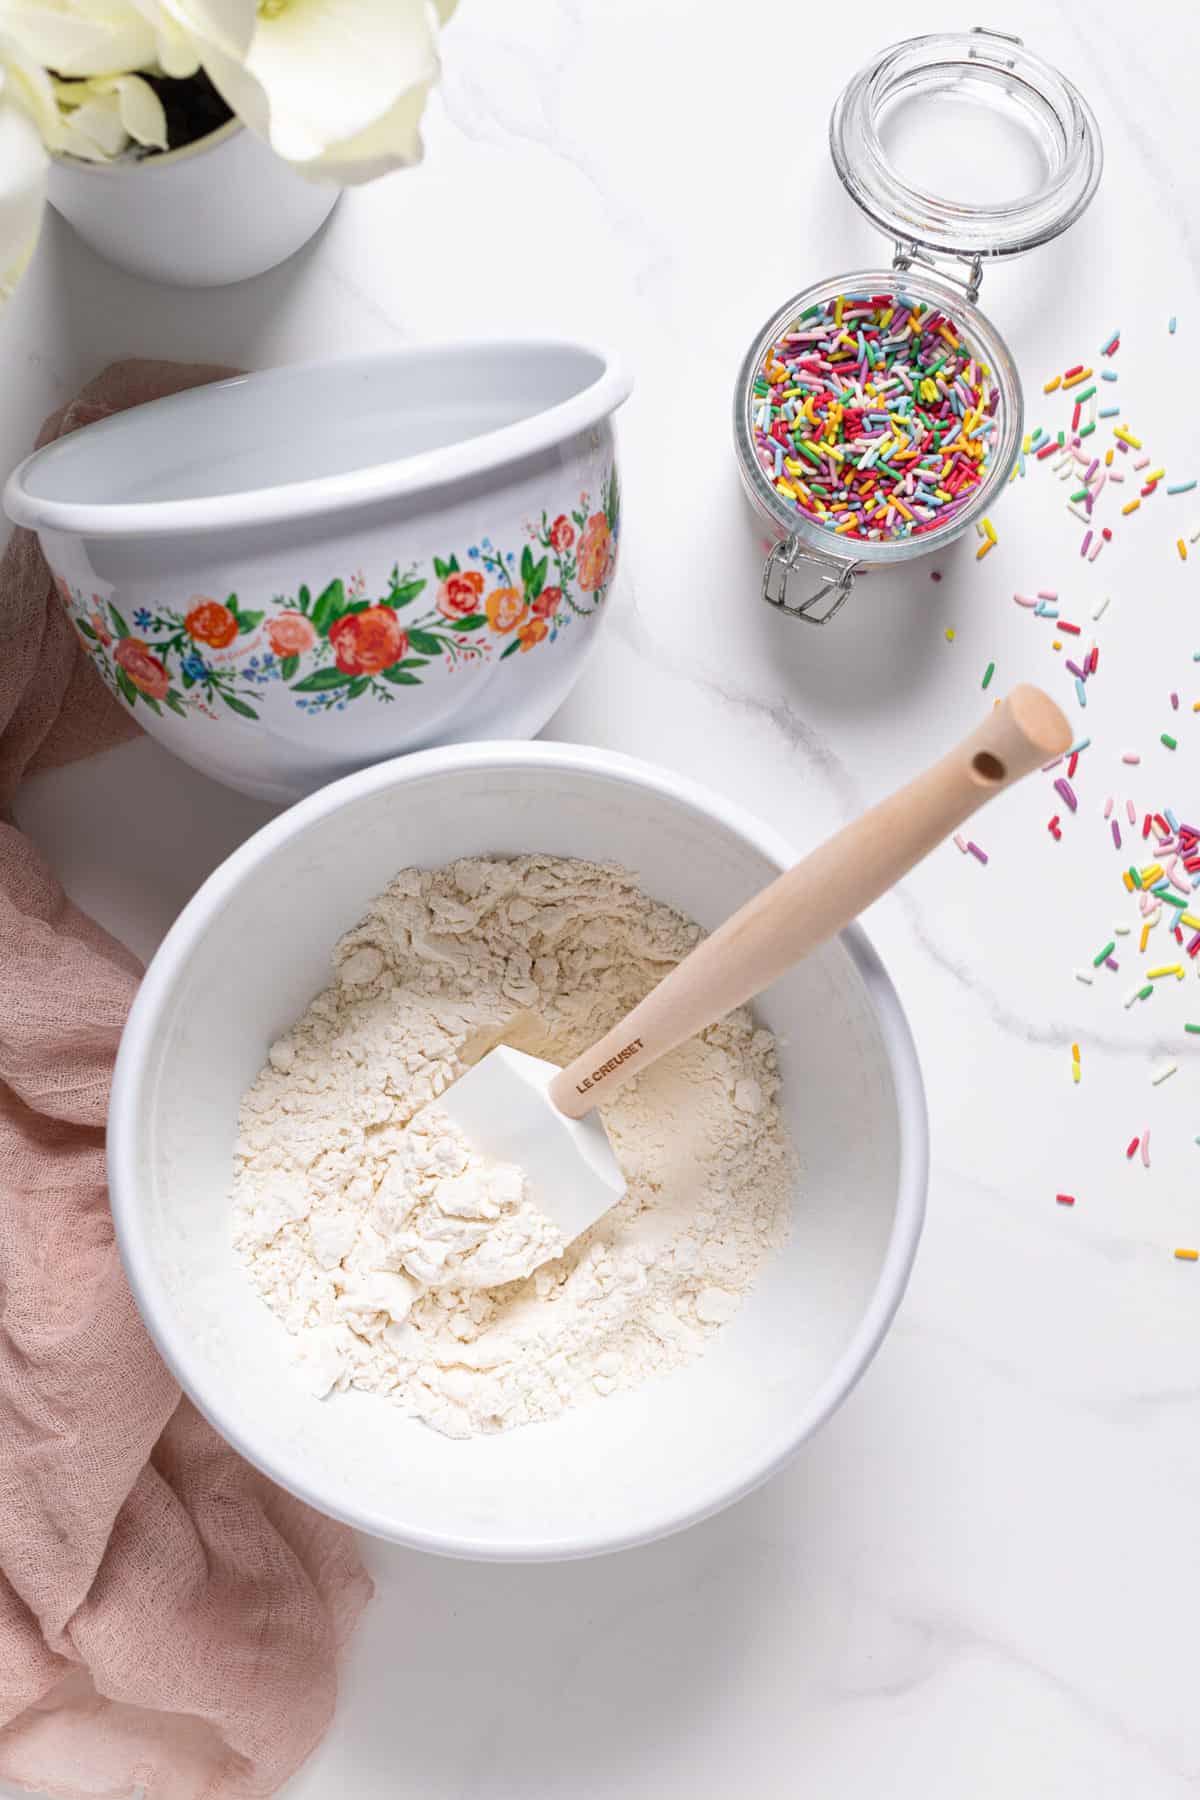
1123 986 1142 1008
1142 1129 1152 1166
1074 970 1095 985
1093 594 1112 620
1113 923 1131 936
1152 1064 1178 1086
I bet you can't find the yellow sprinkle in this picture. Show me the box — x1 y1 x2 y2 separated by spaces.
1181 914 1200 931
775 481 797 499
1072 1043 1080 1061
1123 872 1135 892
1122 498 1141 516
1146 965 1184 980
1104 448 1114 467
1114 427 1143 448
1062 367 1094 388
1179 539 1188 561
1072 1063 1080 1084
1141 864 1164 882
1022 435 1032 455
983 516 997 544
1175 1248 1199 1262
1147 468 1166 483
1043 375 1062 393
945 627 955 642
835 295 844 327
1139 922 1150 949
975 540 994 561
1052 639 1063 650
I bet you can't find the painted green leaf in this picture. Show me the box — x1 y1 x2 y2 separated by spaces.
142 694 163 716
347 676 372 698
520 544 534 584
527 555 548 600
180 665 195 690
110 604 131 639
76 618 98 642
220 691 259 720
382 669 422 685
395 658 429 670
237 610 264 634
446 554 460 573
115 665 137 705
343 599 372 615
405 628 443 656
298 584 312 614
165 689 187 716
280 653 300 681
499 637 521 660
390 579 426 607
433 556 451 581
310 579 346 637
290 666 354 693
449 614 486 632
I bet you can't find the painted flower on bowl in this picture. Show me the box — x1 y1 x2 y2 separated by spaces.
329 604 407 675
114 637 169 699
435 568 485 622
485 587 527 634
185 597 239 649
549 514 575 553
88 608 111 645
517 617 549 653
577 514 612 592
531 586 561 619
266 610 317 658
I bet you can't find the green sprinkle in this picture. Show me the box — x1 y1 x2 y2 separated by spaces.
1139 985 1154 1002
1079 422 1097 438
1162 733 1178 750
1129 866 1143 889
982 661 995 690
1075 386 1097 404
1093 940 1116 967
798 442 823 467
1186 1023 1200 1035
1057 431 1065 446
1159 892 1187 909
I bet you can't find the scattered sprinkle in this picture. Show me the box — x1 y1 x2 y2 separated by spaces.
1151 1063 1178 1086
1175 1248 1198 1262
982 660 995 690
1056 1194 1076 1206
1162 734 1178 750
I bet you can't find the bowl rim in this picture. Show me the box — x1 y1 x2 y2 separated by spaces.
108 740 929 1561
3 340 632 542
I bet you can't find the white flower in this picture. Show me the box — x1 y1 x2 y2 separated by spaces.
54 70 167 157
0 31 54 299
159 0 457 183
0 1 182 78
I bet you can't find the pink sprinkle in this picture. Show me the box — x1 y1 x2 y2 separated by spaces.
1112 820 1122 848
1088 537 1104 561
1126 798 1137 823
1142 1131 1151 1168
1171 692 1180 710
1122 752 1141 765
966 840 989 865
1080 531 1093 557
1013 593 1037 607
1109 470 1125 483
953 833 968 854
1104 795 1114 818
1134 454 1150 471
1037 589 1058 600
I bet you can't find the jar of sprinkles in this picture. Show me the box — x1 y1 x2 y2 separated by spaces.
734 29 1101 622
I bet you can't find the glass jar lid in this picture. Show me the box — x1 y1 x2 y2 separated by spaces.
829 28 1102 273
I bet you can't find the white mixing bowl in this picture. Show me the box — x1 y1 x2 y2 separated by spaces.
109 744 927 1560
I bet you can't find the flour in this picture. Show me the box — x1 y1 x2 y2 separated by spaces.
232 857 795 1438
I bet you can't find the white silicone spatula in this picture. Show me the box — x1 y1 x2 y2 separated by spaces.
433 685 1071 1248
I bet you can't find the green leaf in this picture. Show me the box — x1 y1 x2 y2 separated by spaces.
280 653 300 681
381 668 422 685
237 610 264 634
499 637 521 660
395 658 429 670
290 666 354 693
449 614 487 632
520 544 534 584
433 556 451 581
298 584 312 614
109 604 131 639
405 627 443 656
115 665 137 705
180 665 195 690
389 578 426 607
142 694 163 716
165 689 187 716
346 676 372 698
342 599 372 615
220 691 259 720
310 579 346 637
527 555 548 600
76 618 99 641
446 554 459 573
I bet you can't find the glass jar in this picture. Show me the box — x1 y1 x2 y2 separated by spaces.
733 28 1102 622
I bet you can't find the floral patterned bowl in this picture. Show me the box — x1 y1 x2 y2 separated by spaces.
4 344 631 801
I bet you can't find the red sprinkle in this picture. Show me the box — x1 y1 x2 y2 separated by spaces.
1155 814 1171 834
1126 1136 1141 1159
1048 815 1062 839
1036 441 1059 460
1102 527 1113 540
1059 620 1081 635
1072 403 1082 431
1056 1194 1076 1206
1067 752 1079 778
1088 646 1099 674
1143 814 1153 839
1064 365 1084 379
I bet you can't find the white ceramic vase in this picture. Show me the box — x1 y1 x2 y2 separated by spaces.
47 119 340 287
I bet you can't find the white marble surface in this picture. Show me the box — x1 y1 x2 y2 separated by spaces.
5 3 1200 1794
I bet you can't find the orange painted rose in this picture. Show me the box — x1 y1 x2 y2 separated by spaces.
436 569 485 621
114 638 169 700
185 598 238 648
518 617 549 653
329 605 407 675
485 587 528 634
549 514 575 552
89 609 112 645
267 610 317 658
531 585 561 619
576 514 612 592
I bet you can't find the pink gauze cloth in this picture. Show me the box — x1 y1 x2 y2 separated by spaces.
0 361 373 1800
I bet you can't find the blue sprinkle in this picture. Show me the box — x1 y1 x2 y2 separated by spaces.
1101 370 1119 382
1170 316 1178 334
1166 808 1180 831
1070 738 1090 754
1099 406 1120 418
1075 678 1088 708
1166 480 1197 495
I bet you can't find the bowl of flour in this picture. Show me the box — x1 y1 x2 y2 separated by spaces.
109 744 927 1560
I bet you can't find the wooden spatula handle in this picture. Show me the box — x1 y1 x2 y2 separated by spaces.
550 685 1070 1119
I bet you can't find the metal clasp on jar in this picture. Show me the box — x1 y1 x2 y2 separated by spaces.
762 536 860 624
